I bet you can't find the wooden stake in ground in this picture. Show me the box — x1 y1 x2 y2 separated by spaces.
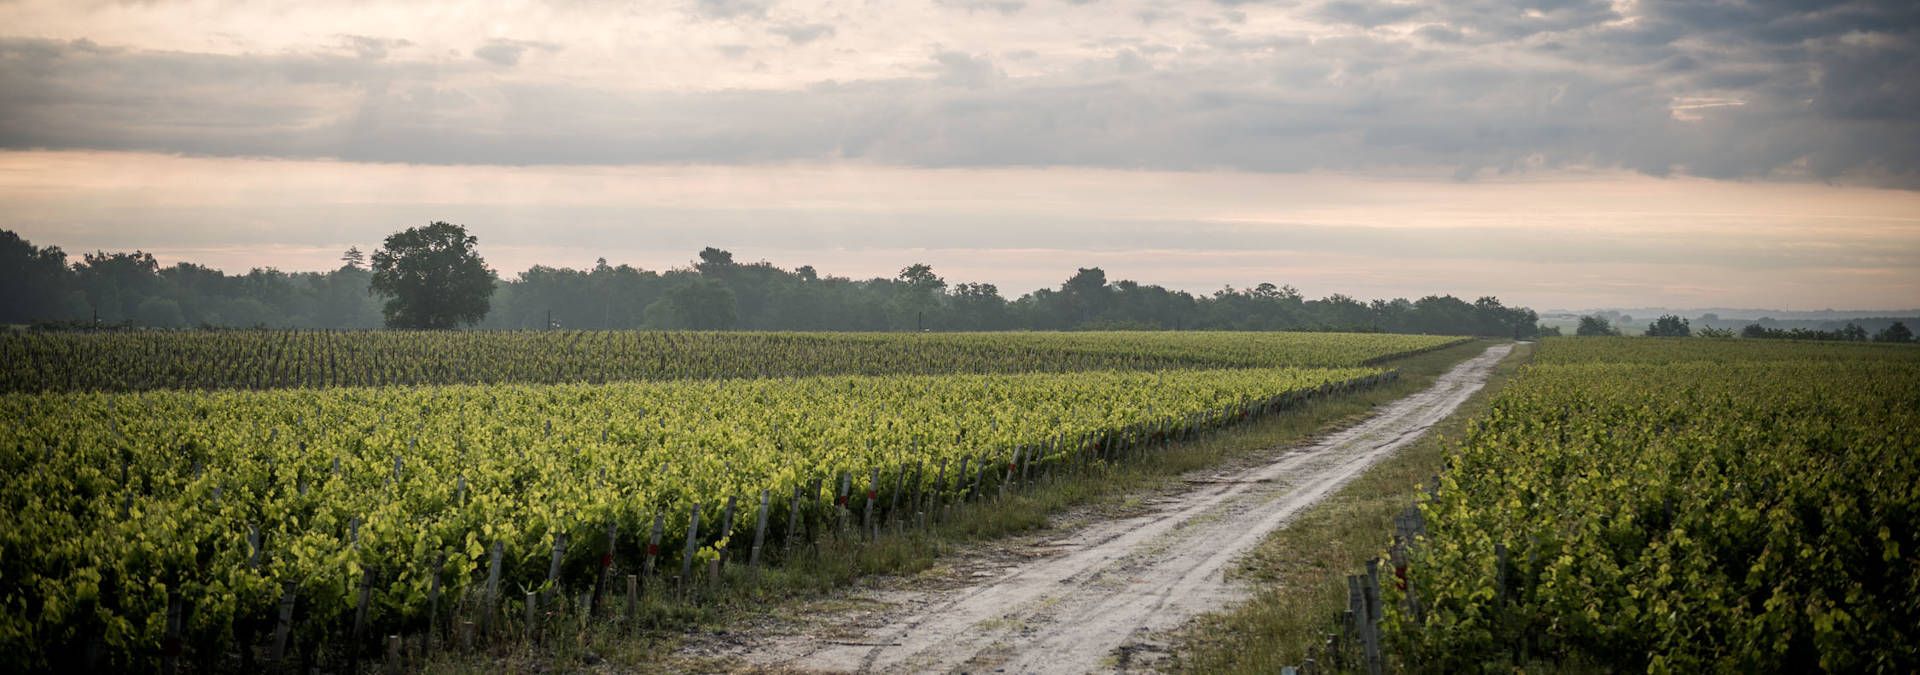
542 533 568 608
1001 447 1019 497
908 460 925 524
270 583 296 664
625 575 639 621
482 541 503 635
425 553 445 656
749 490 770 569
593 522 617 615
785 484 802 555
931 458 947 524
385 635 402 675
643 513 664 582
836 472 852 533
954 456 970 506
863 468 879 541
681 503 704 583
163 590 183 675
967 456 982 500
718 496 737 565
523 591 538 640
351 570 373 662
889 464 905 525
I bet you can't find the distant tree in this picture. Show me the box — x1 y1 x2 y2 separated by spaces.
340 246 366 270
312 263 381 328
1535 324 1563 337
892 263 947 330
1250 282 1301 301
1645 314 1691 337
646 278 737 329
1745 321 1897 342
74 250 163 323
1405 295 1476 335
694 247 736 276
6 229 1585 336
1697 325 1735 338
897 263 942 289
0 230 74 323
369 221 494 329
949 282 1009 329
1877 321 1914 343
135 297 185 327
1576 315 1619 336
1061 267 1112 327
59 291 91 323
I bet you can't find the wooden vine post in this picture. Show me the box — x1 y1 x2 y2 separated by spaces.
749 490 770 569
680 503 703 583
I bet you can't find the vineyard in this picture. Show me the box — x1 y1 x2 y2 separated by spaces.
1384 338 1919 672
0 330 1460 393
0 330 1463 671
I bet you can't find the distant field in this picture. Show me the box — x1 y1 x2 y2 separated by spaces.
1531 334 1920 364
1394 337 1918 671
0 330 1451 670
0 330 1463 393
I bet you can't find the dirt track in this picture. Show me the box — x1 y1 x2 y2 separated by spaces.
691 343 1512 674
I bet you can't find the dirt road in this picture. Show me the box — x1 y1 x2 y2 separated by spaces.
697 343 1512 674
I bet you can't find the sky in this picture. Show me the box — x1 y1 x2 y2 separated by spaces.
1 0 1917 310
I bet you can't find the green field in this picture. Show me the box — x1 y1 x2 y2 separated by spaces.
1390 337 1918 671
0 330 1462 393
0 330 1458 671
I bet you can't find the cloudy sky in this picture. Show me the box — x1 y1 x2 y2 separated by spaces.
1 0 1916 309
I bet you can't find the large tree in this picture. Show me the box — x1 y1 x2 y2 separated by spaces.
370 222 494 329
891 263 946 330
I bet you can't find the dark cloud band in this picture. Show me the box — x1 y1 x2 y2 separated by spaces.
0 0 1914 186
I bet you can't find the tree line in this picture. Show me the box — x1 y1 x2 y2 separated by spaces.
1573 313 1913 343
1 225 1547 337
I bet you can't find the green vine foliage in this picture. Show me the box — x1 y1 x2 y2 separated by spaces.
0 330 1461 393
1 331 1456 670
1390 338 1919 673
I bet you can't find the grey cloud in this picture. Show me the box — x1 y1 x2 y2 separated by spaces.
473 39 560 67
769 22 836 44
1317 1 1421 28
1413 24 1466 43
0 0 1917 188
339 35 411 60
935 0 1027 16
930 51 1003 88
692 0 775 20
1314 0 1619 41
1136 8 1175 24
